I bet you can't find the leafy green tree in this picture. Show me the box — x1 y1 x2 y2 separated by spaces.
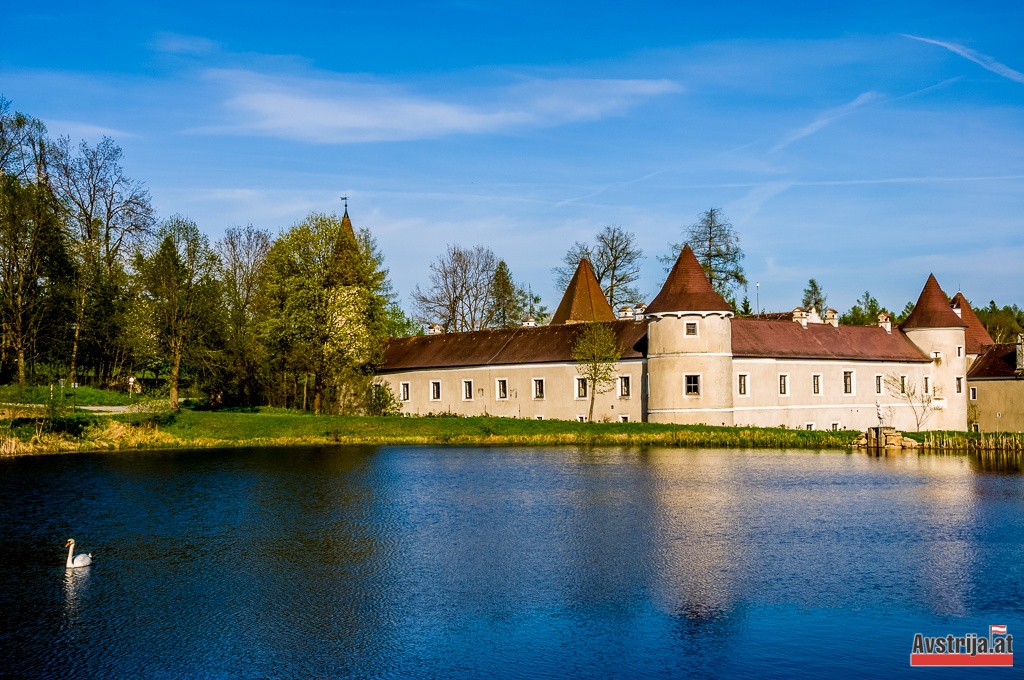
0 174 66 384
571 322 622 422
976 301 1024 343
660 208 746 301
135 216 222 410
801 279 828 311
263 212 391 414
840 291 890 326
555 225 644 308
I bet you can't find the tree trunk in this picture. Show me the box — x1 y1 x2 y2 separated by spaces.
302 373 308 411
313 372 323 415
588 389 595 423
169 340 182 411
69 293 85 385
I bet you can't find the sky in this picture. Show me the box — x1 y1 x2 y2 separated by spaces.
2 1 1023 315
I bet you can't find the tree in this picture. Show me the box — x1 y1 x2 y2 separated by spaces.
487 260 526 328
660 208 746 300
801 279 827 311
50 136 154 385
739 295 753 316
412 244 497 333
554 225 644 308
263 212 390 414
521 285 550 324
135 216 222 410
216 224 271 405
0 96 48 179
571 322 622 422
840 291 889 326
885 373 942 432
976 301 1024 343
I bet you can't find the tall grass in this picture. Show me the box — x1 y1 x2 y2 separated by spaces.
906 430 1024 451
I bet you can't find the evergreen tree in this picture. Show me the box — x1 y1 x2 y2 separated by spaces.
660 208 746 300
801 279 828 311
487 260 526 328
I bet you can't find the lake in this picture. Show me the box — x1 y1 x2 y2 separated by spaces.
1 446 1022 678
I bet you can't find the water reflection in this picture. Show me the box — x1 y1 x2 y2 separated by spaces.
62 566 90 629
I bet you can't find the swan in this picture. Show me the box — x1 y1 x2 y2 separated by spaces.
65 538 93 569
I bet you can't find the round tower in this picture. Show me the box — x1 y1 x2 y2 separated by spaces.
645 245 734 425
900 274 968 431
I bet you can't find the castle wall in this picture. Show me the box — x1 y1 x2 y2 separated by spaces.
901 327 969 430
378 359 646 422
969 378 1024 432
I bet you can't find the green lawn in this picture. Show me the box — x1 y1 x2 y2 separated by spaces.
0 384 142 406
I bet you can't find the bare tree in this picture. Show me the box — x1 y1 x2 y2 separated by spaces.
0 96 48 180
217 224 270 336
554 225 644 307
50 136 155 383
412 244 497 333
660 208 746 300
885 373 942 432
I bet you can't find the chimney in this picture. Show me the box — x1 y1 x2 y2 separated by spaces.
618 305 634 320
792 307 808 329
878 312 892 334
1017 333 1023 374
823 308 839 328
806 306 822 324
634 303 647 321
427 323 444 335
522 317 538 327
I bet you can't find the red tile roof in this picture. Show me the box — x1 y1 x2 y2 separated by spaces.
731 318 931 362
646 245 732 314
550 258 616 324
380 321 648 371
967 343 1021 380
950 292 995 355
900 274 966 330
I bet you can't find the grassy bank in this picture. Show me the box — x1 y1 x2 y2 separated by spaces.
903 430 1024 451
0 384 147 407
0 407 860 455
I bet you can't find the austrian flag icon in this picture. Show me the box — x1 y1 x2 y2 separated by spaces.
992 625 1008 636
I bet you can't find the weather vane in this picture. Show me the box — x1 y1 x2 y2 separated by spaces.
340 195 349 210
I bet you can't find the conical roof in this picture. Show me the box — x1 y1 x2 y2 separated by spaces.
341 208 355 236
900 274 966 330
550 258 615 325
951 292 994 354
646 245 732 314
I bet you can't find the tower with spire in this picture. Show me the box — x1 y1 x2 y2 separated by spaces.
644 245 735 425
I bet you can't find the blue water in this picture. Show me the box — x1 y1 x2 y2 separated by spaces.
1 446 1023 678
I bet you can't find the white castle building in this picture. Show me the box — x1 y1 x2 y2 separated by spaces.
379 245 993 431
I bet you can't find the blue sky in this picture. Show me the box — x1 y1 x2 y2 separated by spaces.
3 1 1023 315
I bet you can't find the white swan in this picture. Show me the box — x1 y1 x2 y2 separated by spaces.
65 538 93 569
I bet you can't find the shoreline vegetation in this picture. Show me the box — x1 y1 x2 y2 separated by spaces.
1 406 1023 457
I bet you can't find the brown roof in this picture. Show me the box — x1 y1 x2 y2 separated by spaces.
550 258 615 324
900 274 966 330
341 208 355 236
731 318 931 362
646 245 732 314
951 292 995 355
380 320 648 372
968 343 1021 380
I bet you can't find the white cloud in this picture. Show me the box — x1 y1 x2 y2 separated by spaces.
150 32 219 56
43 119 135 141
904 35 1024 84
197 69 681 143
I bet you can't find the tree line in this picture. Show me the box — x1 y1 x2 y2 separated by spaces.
0 97 415 413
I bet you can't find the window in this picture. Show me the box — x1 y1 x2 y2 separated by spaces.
900 375 907 394
533 378 545 400
576 377 588 399
684 374 701 396
812 374 821 395
430 381 441 401
972 423 980 433
843 371 853 395
738 374 748 396
535 415 544 420
400 382 410 402
957 346 964 358
619 414 629 423
923 376 930 394
577 415 587 422
779 374 789 396
956 377 963 394
685 322 698 336
619 375 631 398
831 422 840 431
970 386 977 400
875 375 883 395
806 423 814 431
496 379 508 400
463 379 474 401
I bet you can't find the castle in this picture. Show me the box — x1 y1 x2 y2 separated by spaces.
379 244 1009 432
